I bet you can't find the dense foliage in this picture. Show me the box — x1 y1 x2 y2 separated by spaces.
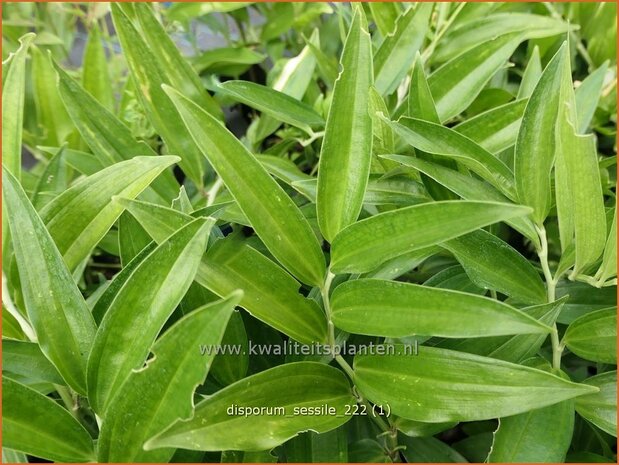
2 2 617 463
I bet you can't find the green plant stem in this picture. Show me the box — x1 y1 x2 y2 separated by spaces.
422 2 466 62
535 224 563 371
55 385 78 419
323 273 400 461
321 270 337 354
205 177 224 206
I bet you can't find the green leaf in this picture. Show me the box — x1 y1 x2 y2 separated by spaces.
118 211 152 266
219 80 324 133
373 4 432 95
382 156 540 248
330 200 531 274
428 34 521 122
3 340 64 385
354 345 598 422
82 23 114 111
3 168 96 394
383 117 515 198
575 60 609 134
517 46 542 99
317 7 373 242
438 298 566 363
53 59 178 203
2 33 34 178
442 229 546 304
285 429 349 463
399 435 467 463
453 99 527 154
564 308 617 364
31 46 74 147
31 145 69 209
98 292 242 462
3 378 95 462
111 4 208 187
368 2 401 38
87 218 213 414
349 439 392 463
434 13 573 63
407 53 440 123
163 85 325 286
554 49 606 275
193 46 265 75
131 3 222 119
595 207 617 285
145 362 356 451
395 418 457 438
489 400 575 462
210 310 249 386
556 280 617 324
39 155 178 271
118 198 328 344
331 278 550 338
514 42 568 225
575 371 617 437
253 30 319 141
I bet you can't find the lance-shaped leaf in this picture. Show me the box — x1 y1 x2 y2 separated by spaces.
489 400 575 462
331 278 549 338
595 207 617 285
330 200 531 274
118 198 328 344
316 7 373 242
219 80 324 134
82 23 114 111
31 46 74 147
130 3 222 120
407 53 440 123
428 34 521 122
575 371 617 437
563 308 617 364
453 99 527 154
3 340 64 386
254 30 319 140
53 60 178 202
434 13 574 63
31 146 69 209
193 46 265 75
3 168 96 394
163 86 325 286
39 156 178 271
514 43 567 225
381 155 540 248
354 346 598 422
439 298 566 363
368 2 401 38
98 292 242 462
442 229 546 304
384 117 515 198
2 33 34 178
554 51 606 275
517 46 542 99
111 4 207 187
3 378 95 463
575 61 609 134
87 218 213 414
373 3 432 95
145 362 356 451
